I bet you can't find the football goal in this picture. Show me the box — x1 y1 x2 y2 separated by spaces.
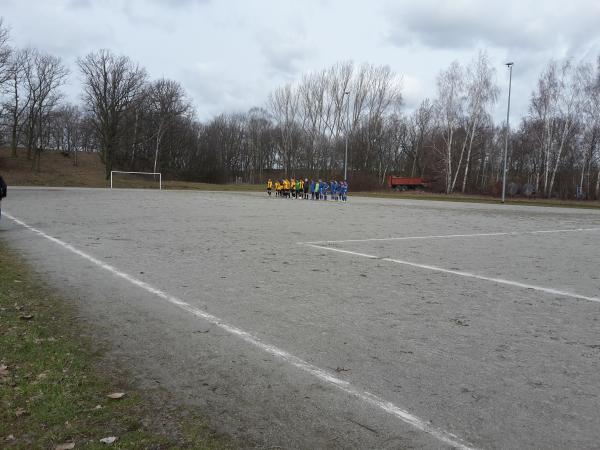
110 171 162 190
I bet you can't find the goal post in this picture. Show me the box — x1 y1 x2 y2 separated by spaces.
110 171 162 190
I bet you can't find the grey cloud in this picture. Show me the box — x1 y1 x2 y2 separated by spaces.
66 0 93 9
150 0 211 7
388 7 540 50
386 1 600 53
180 64 265 119
262 43 311 77
256 29 312 78
117 0 211 33
3 0 599 123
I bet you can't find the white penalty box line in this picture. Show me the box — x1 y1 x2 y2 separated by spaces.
3 212 476 450
298 228 600 303
301 227 600 245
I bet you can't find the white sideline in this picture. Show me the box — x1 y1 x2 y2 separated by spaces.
303 243 600 304
301 227 600 245
3 212 476 450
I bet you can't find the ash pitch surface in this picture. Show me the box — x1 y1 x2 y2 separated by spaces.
3 187 600 449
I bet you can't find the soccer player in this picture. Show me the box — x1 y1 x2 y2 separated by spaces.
0 174 6 221
314 180 320 200
267 178 273 196
310 179 315 200
303 178 309 199
322 180 329 200
341 181 348 202
283 178 290 198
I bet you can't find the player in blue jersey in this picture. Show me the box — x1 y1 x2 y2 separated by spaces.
321 181 329 200
341 181 348 202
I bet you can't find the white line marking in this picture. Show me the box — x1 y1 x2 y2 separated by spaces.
300 227 600 245
303 243 600 304
3 212 475 450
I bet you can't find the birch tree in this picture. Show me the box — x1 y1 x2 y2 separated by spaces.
435 61 465 193
547 61 583 197
579 58 600 198
530 62 559 193
457 51 498 192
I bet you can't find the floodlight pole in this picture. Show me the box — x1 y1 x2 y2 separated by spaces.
502 62 513 203
344 91 350 181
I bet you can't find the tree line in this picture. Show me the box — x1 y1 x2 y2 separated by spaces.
1 18 599 198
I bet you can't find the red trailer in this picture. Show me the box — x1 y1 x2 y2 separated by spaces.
387 175 430 191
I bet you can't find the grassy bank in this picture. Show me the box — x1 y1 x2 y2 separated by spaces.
2 148 599 208
0 241 230 449
0 148 262 192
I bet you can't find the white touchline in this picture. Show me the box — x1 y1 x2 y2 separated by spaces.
303 243 600 304
3 212 476 450
301 227 600 245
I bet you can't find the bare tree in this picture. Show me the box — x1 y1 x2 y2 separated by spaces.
456 51 498 193
547 61 583 197
530 62 560 194
21 49 68 170
269 83 299 176
50 103 82 165
246 107 273 183
298 70 329 171
147 78 191 173
3 49 31 157
408 99 434 177
78 49 147 179
0 18 11 86
363 64 402 177
435 61 465 193
590 58 600 198
324 62 353 143
571 58 600 198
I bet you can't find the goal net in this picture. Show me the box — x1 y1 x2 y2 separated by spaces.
110 171 162 190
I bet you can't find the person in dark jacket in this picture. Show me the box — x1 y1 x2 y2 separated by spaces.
0 175 6 221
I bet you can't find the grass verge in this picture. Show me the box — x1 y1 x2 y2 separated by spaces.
0 241 231 449
352 191 600 209
3 148 598 208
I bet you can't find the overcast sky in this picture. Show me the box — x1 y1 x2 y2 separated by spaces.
2 0 600 124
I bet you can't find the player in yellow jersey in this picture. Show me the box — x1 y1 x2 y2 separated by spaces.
267 179 273 196
283 178 290 198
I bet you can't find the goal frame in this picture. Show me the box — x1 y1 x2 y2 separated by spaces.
110 171 162 190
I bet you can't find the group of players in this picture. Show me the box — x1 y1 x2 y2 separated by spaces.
266 178 348 202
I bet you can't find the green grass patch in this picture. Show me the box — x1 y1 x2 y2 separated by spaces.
0 242 231 449
162 181 263 192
